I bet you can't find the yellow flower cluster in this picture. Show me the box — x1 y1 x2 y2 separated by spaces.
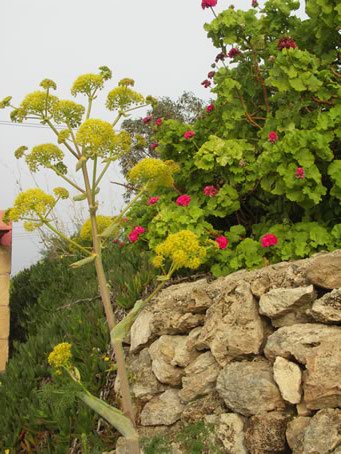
14 146 28 159
106 86 145 111
76 119 116 156
0 96 12 109
79 215 113 241
53 187 69 200
128 158 176 189
52 100 85 128
118 78 135 87
71 73 104 97
57 129 71 144
25 143 64 172
48 342 72 370
153 230 206 270
20 91 58 116
40 78 57 90
8 188 56 227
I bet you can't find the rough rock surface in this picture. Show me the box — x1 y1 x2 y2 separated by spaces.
215 413 247 454
181 392 224 423
273 356 302 404
245 412 291 453
216 359 285 416
302 409 341 453
140 389 185 426
310 288 341 324
130 311 154 353
197 281 265 365
179 352 220 403
306 254 341 289
259 285 316 318
286 416 311 453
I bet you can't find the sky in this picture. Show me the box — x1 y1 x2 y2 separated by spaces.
0 0 257 273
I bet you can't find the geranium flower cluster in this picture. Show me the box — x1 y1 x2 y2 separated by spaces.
153 230 207 270
128 226 145 243
277 37 298 50
201 0 217 9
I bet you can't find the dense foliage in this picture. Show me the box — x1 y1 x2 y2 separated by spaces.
125 0 341 277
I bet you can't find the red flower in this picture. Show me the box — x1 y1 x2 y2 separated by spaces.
143 115 152 124
206 104 215 113
201 0 217 9
176 195 191 206
183 130 195 140
203 185 218 197
268 131 279 143
201 79 212 88
147 196 160 205
278 37 297 50
227 47 241 58
207 71 216 79
261 233 278 248
215 52 226 63
216 236 229 249
133 226 145 235
150 142 159 150
128 231 139 243
155 117 163 126
295 167 305 179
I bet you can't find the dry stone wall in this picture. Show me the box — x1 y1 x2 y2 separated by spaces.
120 250 341 453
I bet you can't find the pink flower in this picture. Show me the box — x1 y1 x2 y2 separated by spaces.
207 71 216 79
216 236 229 250
206 104 215 113
203 185 219 197
150 142 159 150
201 0 217 9
183 130 195 140
201 79 212 88
155 117 163 126
261 233 278 248
143 115 152 124
128 231 139 243
227 47 241 58
176 195 191 206
268 131 279 143
215 52 226 63
133 226 145 235
147 196 160 205
295 167 305 179
252 0 258 6
278 37 297 50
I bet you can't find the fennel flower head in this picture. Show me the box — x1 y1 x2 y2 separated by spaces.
24 143 64 172
79 215 113 241
128 158 179 190
48 343 72 371
76 119 117 157
153 230 206 270
106 82 145 111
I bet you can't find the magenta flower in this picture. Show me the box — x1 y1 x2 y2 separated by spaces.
143 115 152 124
278 37 298 50
228 47 241 58
203 185 219 197
268 131 279 143
261 233 278 248
155 117 163 126
215 52 226 63
133 226 145 235
201 0 217 9
176 195 191 206
128 231 139 243
150 142 159 150
215 236 229 250
147 196 160 205
183 130 195 140
201 79 212 88
207 71 216 79
206 104 215 113
295 167 305 179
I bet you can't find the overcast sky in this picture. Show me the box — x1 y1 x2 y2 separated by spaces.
1 0 256 273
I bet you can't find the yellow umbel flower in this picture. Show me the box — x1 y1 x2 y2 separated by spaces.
79 215 113 241
154 230 206 270
106 86 144 111
52 100 85 128
151 255 164 268
25 143 64 172
128 158 176 189
48 343 72 370
76 119 116 156
20 91 58 116
71 73 104 97
8 189 56 227
40 79 57 90
53 187 69 200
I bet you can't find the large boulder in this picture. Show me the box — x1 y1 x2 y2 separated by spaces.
302 409 341 453
305 254 341 289
245 412 291 453
273 356 302 404
140 389 185 426
310 288 341 324
216 359 285 416
197 281 265 366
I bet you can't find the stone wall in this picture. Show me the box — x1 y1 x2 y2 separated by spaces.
121 250 341 453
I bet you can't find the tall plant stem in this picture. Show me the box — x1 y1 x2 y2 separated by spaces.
44 221 92 256
81 162 137 434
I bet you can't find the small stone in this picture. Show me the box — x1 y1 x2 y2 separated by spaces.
245 412 291 453
296 401 313 416
181 392 224 423
140 389 185 426
273 356 302 404
216 413 247 454
130 311 154 353
306 254 341 289
251 275 271 297
310 288 341 324
286 416 311 453
216 359 285 416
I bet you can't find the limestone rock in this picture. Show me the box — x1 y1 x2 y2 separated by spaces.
302 409 341 453
273 356 302 404
251 275 271 297
216 359 285 416
271 306 313 327
216 413 247 454
181 392 224 423
245 412 291 453
179 352 220 403
264 323 341 364
296 401 313 416
306 254 341 289
129 348 165 402
140 389 185 426
310 288 341 324
197 281 265 366
259 285 316 318
130 311 154 353
303 341 341 409
286 416 311 454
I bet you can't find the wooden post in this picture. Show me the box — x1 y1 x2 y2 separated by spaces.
0 211 12 373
